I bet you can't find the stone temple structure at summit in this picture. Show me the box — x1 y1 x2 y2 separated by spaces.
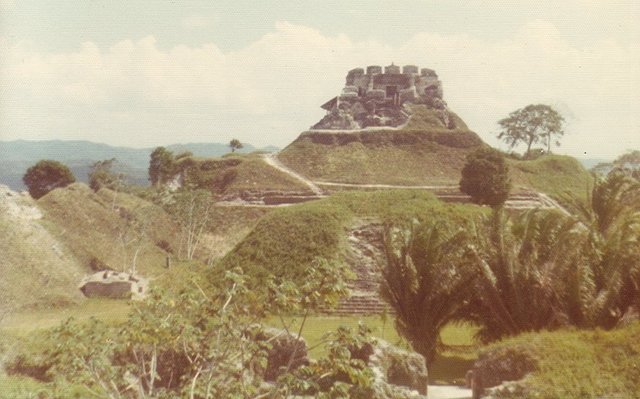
313 63 453 130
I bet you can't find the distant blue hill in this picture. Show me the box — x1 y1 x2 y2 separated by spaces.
0 140 278 191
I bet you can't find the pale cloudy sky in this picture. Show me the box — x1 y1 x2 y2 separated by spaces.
1 1 639 158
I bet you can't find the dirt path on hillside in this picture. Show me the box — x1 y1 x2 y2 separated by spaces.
261 153 325 196
316 181 457 190
252 156 574 215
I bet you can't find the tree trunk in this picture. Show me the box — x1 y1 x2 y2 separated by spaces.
526 137 534 158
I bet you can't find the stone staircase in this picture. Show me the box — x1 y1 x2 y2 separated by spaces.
422 187 559 210
329 294 391 315
321 222 393 315
220 190 325 205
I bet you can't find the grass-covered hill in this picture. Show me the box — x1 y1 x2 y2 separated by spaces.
0 186 85 311
472 322 640 398
508 155 593 200
0 183 182 311
278 105 483 186
0 140 278 191
220 190 485 284
38 183 180 277
177 153 311 195
0 178 279 312
277 105 593 199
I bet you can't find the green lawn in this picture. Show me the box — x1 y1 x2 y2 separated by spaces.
0 299 131 336
267 315 479 384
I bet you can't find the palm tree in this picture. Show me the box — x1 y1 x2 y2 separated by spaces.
380 220 476 364
562 172 640 328
463 209 579 342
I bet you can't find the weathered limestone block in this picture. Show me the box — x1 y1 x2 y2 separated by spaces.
385 64 401 74
366 89 386 101
79 270 149 300
312 108 360 130
343 339 428 398
468 345 537 399
252 326 310 382
342 85 358 95
346 68 365 84
367 65 383 75
400 87 417 103
339 93 359 100
403 65 419 75
421 68 437 77
368 340 429 396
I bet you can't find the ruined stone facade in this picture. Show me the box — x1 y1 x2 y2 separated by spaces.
313 63 451 130
79 270 149 300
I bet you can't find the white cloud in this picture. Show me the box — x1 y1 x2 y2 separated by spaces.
181 15 211 30
0 0 15 11
1 21 639 157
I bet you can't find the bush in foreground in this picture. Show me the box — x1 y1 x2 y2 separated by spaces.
460 148 511 207
469 323 640 398
22 160 76 199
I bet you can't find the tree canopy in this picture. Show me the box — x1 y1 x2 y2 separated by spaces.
459 147 511 207
229 139 243 153
88 158 125 192
381 220 476 364
497 104 565 157
22 160 76 199
148 147 176 187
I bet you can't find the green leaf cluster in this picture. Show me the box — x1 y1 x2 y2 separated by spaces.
22 160 76 199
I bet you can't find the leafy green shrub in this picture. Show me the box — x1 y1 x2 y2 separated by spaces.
380 219 477 364
7 257 365 398
22 160 76 199
460 147 511 207
280 324 376 398
472 324 640 399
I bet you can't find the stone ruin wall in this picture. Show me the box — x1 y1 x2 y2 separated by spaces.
341 64 443 105
313 63 452 130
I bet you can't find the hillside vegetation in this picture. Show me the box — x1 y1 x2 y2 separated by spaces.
0 140 276 191
508 155 593 199
279 107 483 186
0 186 85 311
474 323 640 398
178 153 310 195
220 190 485 284
38 183 179 277
278 105 592 200
0 183 187 312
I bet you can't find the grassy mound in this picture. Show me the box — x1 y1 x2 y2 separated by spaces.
278 105 591 199
204 205 274 261
178 153 310 194
0 189 85 311
475 323 640 398
509 155 593 200
38 183 179 277
220 190 484 283
279 106 483 186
